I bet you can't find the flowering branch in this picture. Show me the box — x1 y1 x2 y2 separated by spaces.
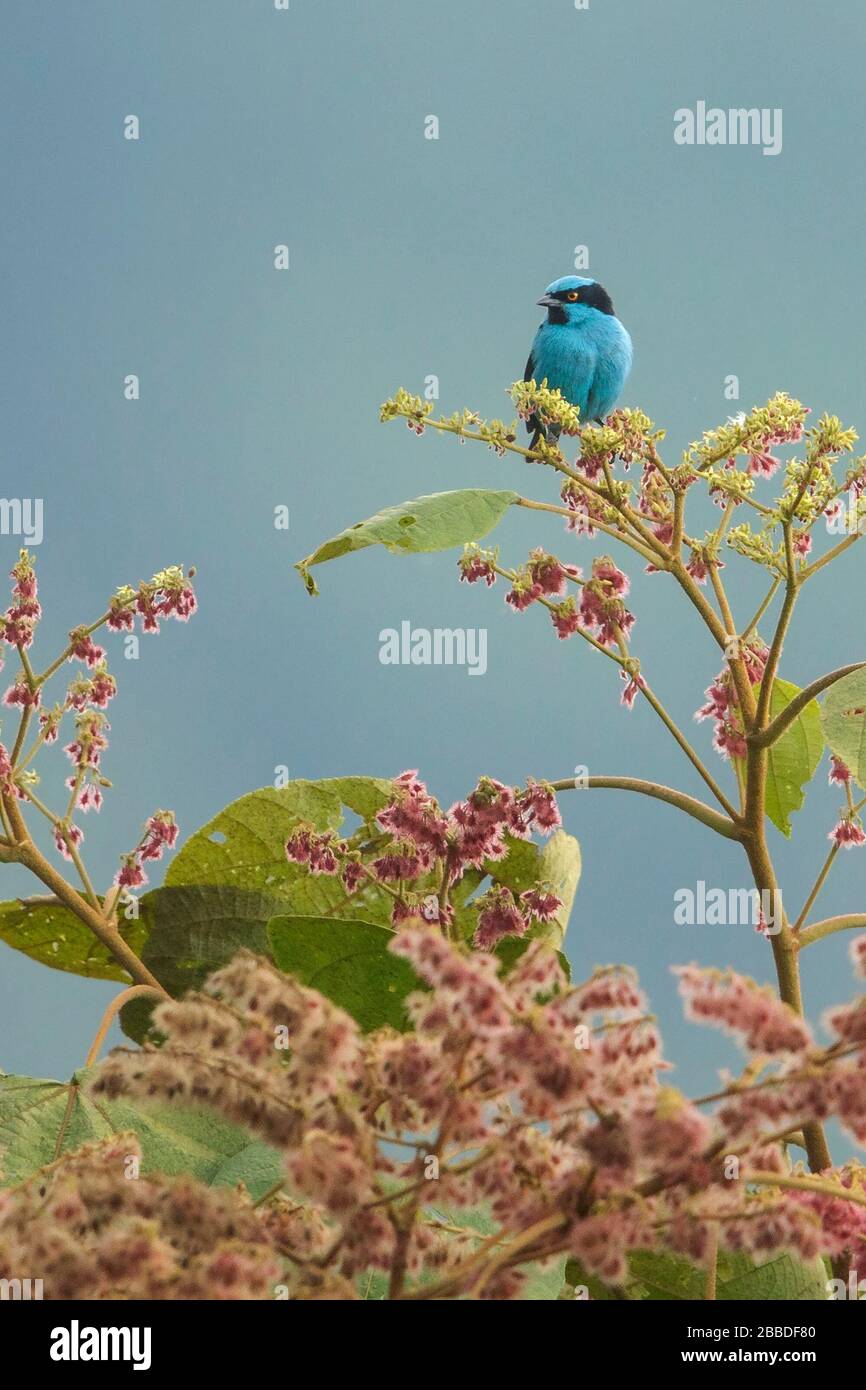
367 384 866 1188
0 551 197 989
4 929 859 1300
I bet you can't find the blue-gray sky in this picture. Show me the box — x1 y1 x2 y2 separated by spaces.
0 1 863 1144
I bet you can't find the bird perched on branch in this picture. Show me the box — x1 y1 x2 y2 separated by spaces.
524 275 632 448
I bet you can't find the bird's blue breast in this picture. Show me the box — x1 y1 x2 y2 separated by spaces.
530 312 632 422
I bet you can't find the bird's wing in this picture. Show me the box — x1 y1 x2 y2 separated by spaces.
586 328 633 421
524 352 535 382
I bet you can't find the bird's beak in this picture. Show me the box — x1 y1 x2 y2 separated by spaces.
536 294 559 308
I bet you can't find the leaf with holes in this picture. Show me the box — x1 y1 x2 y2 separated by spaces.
165 778 394 919
0 897 147 983
295 489 519 593
821 666 866 789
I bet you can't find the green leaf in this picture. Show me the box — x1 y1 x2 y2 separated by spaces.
764 679 824 835
137 885 286 994
295 489 519 593
715 1250 829 1301
0 897 147 983
267 915 419 1032
166 778 394 914
494 936 571 982
0 1066 282 1198
120 883 289 1043
736 678 823 836
564 1248 828 1301
821 666 866 790
467 829 581 950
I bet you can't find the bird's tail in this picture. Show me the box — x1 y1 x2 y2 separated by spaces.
526 420 561 452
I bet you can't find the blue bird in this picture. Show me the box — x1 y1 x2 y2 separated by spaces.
524 275 633 447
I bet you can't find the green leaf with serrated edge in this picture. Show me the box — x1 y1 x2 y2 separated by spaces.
821 666 866 790
565 1248 828 1301
0 1066 282 1197
735 678 823 836
267 915 419 1033
0 897 147 982
295 489 519 593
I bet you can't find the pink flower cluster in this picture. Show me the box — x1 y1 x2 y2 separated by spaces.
22 934 857 1298
474 883 561 949
503 549 581 612
547 555 636 651
0 556 195 881
826 756 865 849
284 771 563 947
695 639 769 761
115 811 180 890
458 550 496 586
0 1136 282 1300
0 551 41 652
830 817 866 849
675 964 813 1054
576 556 635 647
107 569 197 636
560 478 608 536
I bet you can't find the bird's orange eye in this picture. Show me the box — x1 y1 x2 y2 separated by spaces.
566 291 580 302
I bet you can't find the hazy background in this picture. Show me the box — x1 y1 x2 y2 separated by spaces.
0 1 863 1139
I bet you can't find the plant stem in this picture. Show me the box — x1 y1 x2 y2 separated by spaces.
745 1170 866 1210
799 914 866 949
637 683 739 818
738 545 832 1175
793 845 839 933
515 497 659 568
84 985 165 1066
741 577 781 642
752 662 866 750
704 1225 719 1300
800 530 863 581
550 776 741 840
13 838 164 990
